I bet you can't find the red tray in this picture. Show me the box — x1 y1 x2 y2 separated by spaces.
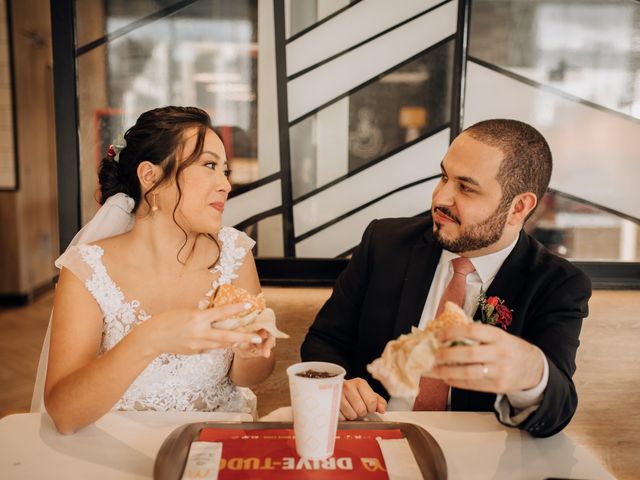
154 421 447 479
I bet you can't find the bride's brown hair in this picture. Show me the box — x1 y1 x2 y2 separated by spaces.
99 106 214 211
98 106 220 262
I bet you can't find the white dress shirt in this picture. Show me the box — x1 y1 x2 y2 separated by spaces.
387 234 549 426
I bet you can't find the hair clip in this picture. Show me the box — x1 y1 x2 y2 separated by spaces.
107 135 126 162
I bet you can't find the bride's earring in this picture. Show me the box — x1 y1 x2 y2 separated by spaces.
151 193 159 213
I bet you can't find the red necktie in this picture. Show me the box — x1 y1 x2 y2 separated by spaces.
413 256 475 411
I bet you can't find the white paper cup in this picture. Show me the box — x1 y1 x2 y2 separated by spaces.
287 361 346 459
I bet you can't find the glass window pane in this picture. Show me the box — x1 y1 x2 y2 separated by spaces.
287 0 352 39
469 0 640 120
75 0 259 224
527 192 640 262
348 41 453 170
467 0 640 265
254 214 284 257
75 0 108 48
290 40 454 199
77 0 193 49
77 1 258 49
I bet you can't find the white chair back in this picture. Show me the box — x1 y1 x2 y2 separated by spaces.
31 313 52 413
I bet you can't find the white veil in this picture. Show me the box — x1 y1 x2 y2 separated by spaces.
30 193 135 412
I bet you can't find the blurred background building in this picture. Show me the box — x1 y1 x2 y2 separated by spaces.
1 0 639 303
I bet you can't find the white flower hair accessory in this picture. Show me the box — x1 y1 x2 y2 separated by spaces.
106 134 126 162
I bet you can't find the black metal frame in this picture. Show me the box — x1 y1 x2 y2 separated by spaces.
51 0 81 250
256 258 640 290
295 176 441 243
287 0 454 82
288 34 456 126
575 262 640 290
549 188 640 229
1 0 20 192
285 0 364 43
256 257 348 286
273 0 296 257
292 123 450 206
75 0 199 56
449 0 471 140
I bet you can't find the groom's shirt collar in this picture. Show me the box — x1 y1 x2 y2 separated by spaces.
440 234 519 285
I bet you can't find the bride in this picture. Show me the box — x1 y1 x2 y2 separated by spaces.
44 106 275 434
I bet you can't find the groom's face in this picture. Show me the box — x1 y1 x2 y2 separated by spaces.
431 133 511 254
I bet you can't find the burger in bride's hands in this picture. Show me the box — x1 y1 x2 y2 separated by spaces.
367 302 473 399
207 284 289 358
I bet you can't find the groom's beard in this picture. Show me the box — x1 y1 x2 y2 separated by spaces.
433 200 510 253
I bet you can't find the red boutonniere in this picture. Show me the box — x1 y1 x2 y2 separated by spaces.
478 291 513 330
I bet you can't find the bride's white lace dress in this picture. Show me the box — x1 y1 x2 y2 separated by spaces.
56 226 257 416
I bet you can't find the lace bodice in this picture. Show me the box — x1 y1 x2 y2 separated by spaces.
57 227 257 415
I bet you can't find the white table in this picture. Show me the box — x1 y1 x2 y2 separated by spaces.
263 407 614 480
0 411 252 479
0 409 614 479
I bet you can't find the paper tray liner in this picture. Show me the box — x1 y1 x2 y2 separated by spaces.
154 421 447 480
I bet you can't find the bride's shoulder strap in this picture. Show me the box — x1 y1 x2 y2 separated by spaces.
55 244 105 285
218 226 255 252
213 227 256 284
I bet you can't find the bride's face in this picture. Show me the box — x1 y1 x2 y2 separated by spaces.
169 128 232 235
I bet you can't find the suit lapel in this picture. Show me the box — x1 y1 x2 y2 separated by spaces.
393 231 442 338
472 231 530 334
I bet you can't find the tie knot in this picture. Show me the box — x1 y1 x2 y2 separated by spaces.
451 256 475 276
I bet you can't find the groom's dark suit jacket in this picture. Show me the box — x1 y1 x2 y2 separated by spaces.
301 214 591 438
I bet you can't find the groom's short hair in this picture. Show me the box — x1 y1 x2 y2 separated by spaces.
464 119 552 211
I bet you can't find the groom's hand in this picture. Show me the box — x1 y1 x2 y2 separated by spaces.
340 378 387 420
433 323 544 394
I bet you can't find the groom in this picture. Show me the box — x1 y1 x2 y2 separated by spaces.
301 119 591 438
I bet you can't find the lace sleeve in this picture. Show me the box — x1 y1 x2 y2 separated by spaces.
233 228 256 254
214 227 256 285
55 245 96 284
